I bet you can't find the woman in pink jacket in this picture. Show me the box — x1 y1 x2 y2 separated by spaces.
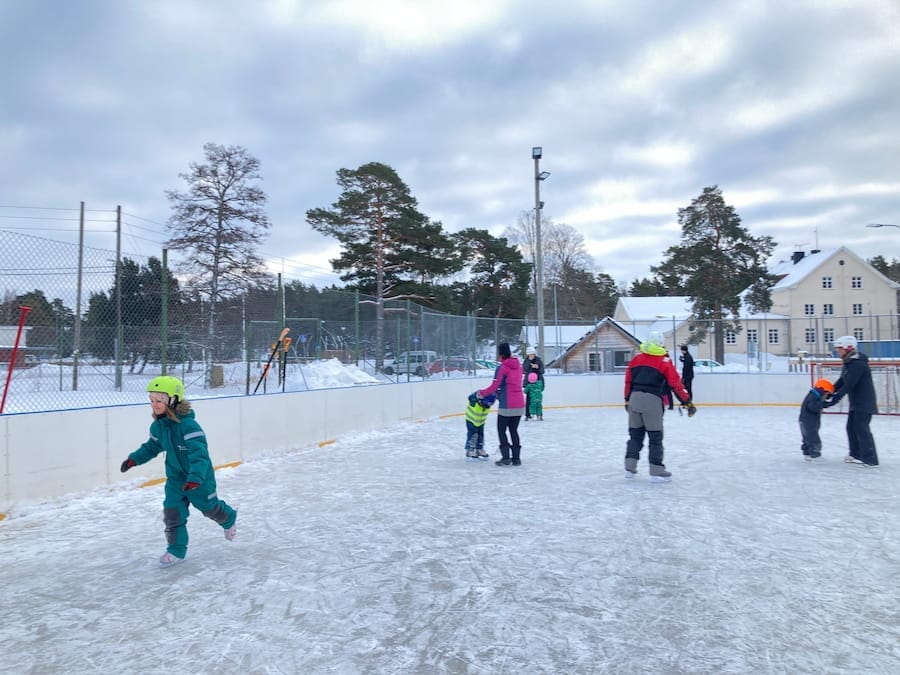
478 343 526 466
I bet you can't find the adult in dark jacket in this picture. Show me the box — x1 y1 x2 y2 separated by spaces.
679 345 695 400
523 346 545 420
624 332 694 482
824 335 879 466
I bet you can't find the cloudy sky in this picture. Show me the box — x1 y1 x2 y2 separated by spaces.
2 0 899 289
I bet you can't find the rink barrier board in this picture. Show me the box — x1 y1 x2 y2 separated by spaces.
0 373 812 515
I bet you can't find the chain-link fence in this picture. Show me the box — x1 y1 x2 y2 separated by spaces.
0 229 531 413
3 228 899 413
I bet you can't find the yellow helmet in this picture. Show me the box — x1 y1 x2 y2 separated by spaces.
146 376 185 403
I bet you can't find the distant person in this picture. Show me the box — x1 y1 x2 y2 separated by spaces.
679 345 695 400
478 343 525 466
823 336 879 466
523 371 544 420
624 332 695 482
464 392 496 461
799 378 834 461
523 346 545 420
120 376 238 567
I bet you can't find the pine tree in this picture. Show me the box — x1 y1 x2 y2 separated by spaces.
307 162 460 371
652 186 776 362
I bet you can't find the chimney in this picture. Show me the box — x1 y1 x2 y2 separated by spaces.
791 251 806 265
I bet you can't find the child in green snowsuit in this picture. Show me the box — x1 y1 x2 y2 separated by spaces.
524 372 544 420
120 376 237 568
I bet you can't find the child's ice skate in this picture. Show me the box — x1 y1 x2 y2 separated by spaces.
649 464 672 483
159 551 185 568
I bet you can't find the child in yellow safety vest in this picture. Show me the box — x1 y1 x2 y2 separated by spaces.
465 392 496 461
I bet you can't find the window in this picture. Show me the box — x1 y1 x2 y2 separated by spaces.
852 303 864 315
824 328 834 343
822 303 834 315
613 351 631 368
589 353 601 372
768 329 779 345
804 304 815 315
821 276 833 289
804 328 816 344
851 276 862 289
853 328 864 341
746 329 758 344
725 330 736 345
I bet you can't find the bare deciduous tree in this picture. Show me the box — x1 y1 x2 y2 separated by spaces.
165 143 271 374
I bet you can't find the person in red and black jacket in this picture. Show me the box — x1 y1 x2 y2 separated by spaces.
624 332 696 482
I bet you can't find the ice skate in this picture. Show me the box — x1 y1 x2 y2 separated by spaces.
844 456 864 464
465 449 479 462
649 464 672 483
624 457 637 479
476 450 490 461
159 552 185 568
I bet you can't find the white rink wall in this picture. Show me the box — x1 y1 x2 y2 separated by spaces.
0 372 810 507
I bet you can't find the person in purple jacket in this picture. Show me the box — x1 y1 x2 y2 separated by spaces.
478 343 526 466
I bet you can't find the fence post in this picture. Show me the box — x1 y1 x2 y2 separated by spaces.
72 201 84 391
354 290 360 366
161 248 169 374
115 205 123 391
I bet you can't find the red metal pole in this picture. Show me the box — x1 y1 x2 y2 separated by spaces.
1 306 33 414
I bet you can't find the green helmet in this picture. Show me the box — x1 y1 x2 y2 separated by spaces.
146 375 185 402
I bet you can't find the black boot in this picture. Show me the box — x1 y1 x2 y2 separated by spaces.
495 445 511 466
511 445 521 466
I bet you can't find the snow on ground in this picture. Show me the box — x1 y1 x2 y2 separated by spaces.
2 358 502 413
1 405 898 673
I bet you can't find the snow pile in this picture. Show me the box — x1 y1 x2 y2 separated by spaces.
289 358 380 389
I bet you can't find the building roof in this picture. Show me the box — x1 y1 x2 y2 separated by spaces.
547 317 639 368
521 324 598 348
616 296 693 321
770 247 900 290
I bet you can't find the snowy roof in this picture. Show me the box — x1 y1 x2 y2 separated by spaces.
770 246 900 290
616 296 693 320
770 248 839 289
521 324 598 348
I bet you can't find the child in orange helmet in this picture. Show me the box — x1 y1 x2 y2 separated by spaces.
799 378 834 461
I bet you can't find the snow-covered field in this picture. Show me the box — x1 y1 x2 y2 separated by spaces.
1 405 897 673
0 358 503 414
1 352 798 414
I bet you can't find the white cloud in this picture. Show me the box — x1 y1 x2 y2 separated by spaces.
307 0 514 51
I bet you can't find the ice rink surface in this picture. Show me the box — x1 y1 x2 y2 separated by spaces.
1 405 898 674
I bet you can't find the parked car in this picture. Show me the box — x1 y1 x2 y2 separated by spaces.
383 350 439 377
694 359 724 369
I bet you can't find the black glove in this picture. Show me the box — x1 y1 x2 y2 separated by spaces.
681 401 697 417
120 458 136 473
823 399 837 408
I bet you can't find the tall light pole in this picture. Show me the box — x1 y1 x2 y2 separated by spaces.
532 146 550 361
